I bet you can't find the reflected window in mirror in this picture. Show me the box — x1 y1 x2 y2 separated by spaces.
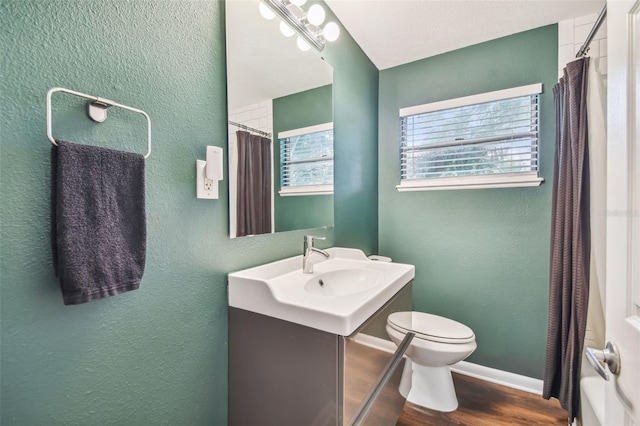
272 85 333 233
279 122 334 196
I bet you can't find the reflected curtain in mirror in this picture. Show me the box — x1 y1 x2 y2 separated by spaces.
236 131 272 237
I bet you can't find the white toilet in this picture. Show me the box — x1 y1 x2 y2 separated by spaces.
386 311 477 412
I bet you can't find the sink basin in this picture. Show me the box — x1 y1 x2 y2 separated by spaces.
228 247 415 336
304 269 383 297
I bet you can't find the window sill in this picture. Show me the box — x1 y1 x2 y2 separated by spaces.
396 173 544 192
279 185 334 197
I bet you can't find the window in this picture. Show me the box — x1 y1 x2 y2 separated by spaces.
279 122 333 196
398 84 544 191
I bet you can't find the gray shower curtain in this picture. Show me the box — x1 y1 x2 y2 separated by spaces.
236 130 272 237
543 57 591 422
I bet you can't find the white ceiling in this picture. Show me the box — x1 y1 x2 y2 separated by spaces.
227 0 605 109
324 0 605 70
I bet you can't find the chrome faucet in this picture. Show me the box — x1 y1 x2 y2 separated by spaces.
302 235 330 274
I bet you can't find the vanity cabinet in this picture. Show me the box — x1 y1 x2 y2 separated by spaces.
229 283 412 426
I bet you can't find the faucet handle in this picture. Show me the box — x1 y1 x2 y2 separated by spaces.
304 235 325 249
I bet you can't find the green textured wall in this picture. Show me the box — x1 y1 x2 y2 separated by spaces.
321 8 379 253
273 84 334 232
378 26 557 378
0 0 384 423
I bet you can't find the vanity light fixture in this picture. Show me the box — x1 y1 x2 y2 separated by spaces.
296 37 311 51
306 4 325 26
259 0 340 52
280 21 296 37
258 2 276 20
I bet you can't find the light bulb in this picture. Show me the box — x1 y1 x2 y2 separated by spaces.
296 36 311 51
307 4 325 26
279 21 295 37
258 2 276 20
323 21 339 42
290 0 307 5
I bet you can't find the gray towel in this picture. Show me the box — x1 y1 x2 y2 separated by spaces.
51 140 146 305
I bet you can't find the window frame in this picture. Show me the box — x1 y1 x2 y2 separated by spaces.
397 84 544 192
278 122 334 197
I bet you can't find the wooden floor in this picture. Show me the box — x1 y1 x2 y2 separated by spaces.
396 373 568 426
343 340 567 426
344 338 408 424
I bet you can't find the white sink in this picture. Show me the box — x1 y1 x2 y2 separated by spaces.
304 268 384 297
228 248 415 336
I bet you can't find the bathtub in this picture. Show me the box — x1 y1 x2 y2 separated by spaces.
580 376 605 426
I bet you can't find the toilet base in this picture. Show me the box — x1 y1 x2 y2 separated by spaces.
399 361 459 412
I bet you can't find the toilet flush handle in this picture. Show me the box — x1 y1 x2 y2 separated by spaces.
585 341 621 381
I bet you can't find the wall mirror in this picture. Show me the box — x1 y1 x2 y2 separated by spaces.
226 0 334 238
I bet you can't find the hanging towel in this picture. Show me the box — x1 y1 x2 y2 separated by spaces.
51 140 146 305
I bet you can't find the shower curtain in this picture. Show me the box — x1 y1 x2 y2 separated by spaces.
543 57 591 423
236 130 272 237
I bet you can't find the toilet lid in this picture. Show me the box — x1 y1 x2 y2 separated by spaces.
387 311 475 344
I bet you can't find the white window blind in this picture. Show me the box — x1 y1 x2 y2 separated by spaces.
279 123 333 196
398 84 543 191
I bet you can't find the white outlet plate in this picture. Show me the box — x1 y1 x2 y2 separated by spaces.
196 160 218 199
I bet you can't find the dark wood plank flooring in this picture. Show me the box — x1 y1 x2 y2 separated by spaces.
345 339 408 424
396 373 568 426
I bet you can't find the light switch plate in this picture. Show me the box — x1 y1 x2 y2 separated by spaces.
196 160 218 199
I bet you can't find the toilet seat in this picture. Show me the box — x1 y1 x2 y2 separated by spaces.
387 311 475 344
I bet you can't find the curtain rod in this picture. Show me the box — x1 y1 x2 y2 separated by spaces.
576 4 607 58
229 120 272 138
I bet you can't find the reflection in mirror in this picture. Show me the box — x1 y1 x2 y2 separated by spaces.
226 0 334 238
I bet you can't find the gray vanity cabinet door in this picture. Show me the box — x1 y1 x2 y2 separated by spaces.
229 283 412 426
341 283 412 425
229 308 340 426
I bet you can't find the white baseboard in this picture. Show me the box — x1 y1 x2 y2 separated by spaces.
352 333 543 395
352 333 399 352
451 361 543 395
